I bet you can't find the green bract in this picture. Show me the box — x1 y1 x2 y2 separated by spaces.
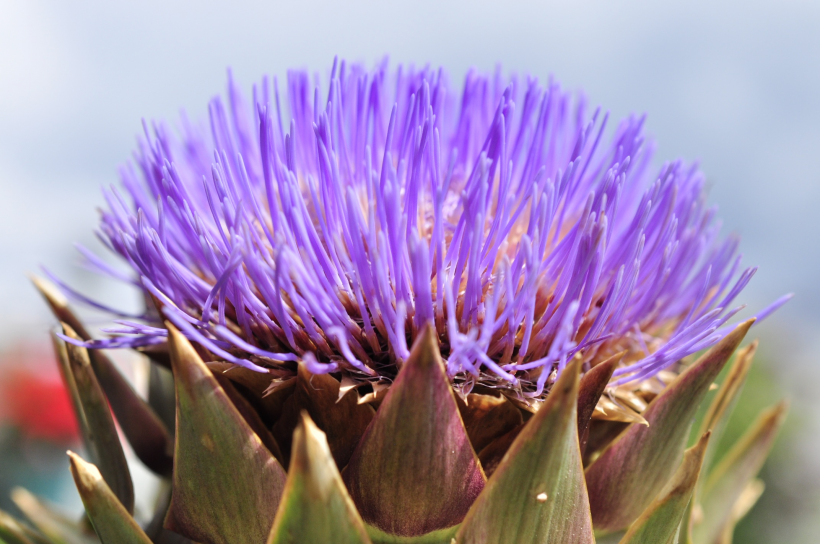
1 281 786 544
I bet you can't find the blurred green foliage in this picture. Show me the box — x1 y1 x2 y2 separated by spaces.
689 347 815 543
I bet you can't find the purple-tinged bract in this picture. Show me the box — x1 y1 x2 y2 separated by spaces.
59 59 788 398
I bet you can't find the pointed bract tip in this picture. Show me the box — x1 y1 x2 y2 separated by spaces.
708 318 756 359
738 401 787 458
291 411 333 473
298 409 313 429
456 341 593 544
691 430 711 458
67 450 103 491
673 430 710 492
165 321 205 374
302 409 325 432
768 400 790 425
605 350 627 368
30 274 68 308
406 321 441 372
164 317 287 544
342 320 484 537
67 452 153 544
296 410 326 451
553 353 583 398
679 317 756 385
734 340 759 369
585 351 625 388
525 355 582 436
732 318 756 339
268 411 372 544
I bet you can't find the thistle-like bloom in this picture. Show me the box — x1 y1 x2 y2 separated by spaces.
56 59 788 398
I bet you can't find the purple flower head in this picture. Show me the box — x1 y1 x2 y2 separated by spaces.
58 59 789 398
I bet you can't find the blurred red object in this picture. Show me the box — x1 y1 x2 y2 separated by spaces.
0 345 79 444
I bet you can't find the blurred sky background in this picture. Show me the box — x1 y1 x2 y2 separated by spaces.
1 0 818 540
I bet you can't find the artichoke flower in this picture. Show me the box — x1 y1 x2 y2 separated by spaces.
10 59 791 544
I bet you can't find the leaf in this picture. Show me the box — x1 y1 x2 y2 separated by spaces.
10 488 97 544
272 364 374 469
577 353 622 455
585 319 755 531
267 413 372 544
692 402 787 544
455 356 594 544
67 451 152 544
33 275 174 477
61 324 134 514
343 323 486 537
163 323 287 544
618 431 711 544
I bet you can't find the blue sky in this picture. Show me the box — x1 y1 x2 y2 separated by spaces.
1 0 817 345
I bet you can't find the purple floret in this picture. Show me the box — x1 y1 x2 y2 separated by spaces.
62 58 789 397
